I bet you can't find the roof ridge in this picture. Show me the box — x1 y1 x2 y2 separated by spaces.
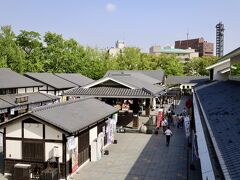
32 97 93 112
54 73 80 87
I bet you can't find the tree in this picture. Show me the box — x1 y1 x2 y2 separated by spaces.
184 56 218 76
115 47 141 70
16 30 44 72
0 26 25 73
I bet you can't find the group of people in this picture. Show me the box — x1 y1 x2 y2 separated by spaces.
161 102 191 146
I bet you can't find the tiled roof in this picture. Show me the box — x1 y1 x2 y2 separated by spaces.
104 70 164 84
217 47 240 62
0 68 42 89
196 81 240 180
0 92 59 109
110 76 165 95
166 76 209 85
63 87 154 98
24 73 77 89
55 73 94 87
31 98 117 134
0 99 13 109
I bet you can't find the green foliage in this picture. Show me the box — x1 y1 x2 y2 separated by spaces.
0 26 25 73
184 56 218 76
0 25 219 79
231 63 240 76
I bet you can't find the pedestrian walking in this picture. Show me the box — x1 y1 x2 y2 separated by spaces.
161 117 168 134
165 126 173 146
172 111 176 127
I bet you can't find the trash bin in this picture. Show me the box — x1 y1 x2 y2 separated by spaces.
14 163 31 180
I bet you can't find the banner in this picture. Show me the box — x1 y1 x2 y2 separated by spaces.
67 136 76 150
157 109 163 128
71 148 78 173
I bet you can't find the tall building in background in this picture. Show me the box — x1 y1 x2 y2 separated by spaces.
175 37 214 57
216 22 224 57
149 45 199 62
149 45 161 54
108 40 125 56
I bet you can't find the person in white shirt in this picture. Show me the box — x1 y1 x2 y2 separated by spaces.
165 127 173 146
161 118 168 134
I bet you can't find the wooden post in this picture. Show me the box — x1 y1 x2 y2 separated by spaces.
132 99 139 128
145 98 150 116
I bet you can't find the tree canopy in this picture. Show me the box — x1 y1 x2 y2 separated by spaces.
0 25 219 79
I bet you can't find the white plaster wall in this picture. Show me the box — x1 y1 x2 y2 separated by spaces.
45 125 62 140
24 123 43 139
6 140 21 159
39 85 47 90
34 87 39 92
66 148 70 161
89 127 97 145
213 61 230 80
40 91 47 94
49 86 55 90
48 91 55 95
45 142 63 163
17 88 25 94
26 87 33 93
6 121 22 138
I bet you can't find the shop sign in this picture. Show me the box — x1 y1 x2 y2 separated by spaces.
10 108 15 115
67 136 76 150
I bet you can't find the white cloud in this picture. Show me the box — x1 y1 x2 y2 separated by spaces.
105 3 117 13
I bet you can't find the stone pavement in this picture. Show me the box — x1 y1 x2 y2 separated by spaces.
73 96 196 180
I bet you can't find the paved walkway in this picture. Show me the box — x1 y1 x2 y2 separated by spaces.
73 97 192 180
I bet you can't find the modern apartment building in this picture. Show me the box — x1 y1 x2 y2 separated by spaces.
175 37 214 57
149 45 199 62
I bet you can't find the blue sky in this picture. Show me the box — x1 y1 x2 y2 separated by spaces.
0 0 239 54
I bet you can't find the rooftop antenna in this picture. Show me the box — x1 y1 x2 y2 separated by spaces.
187 29 189 49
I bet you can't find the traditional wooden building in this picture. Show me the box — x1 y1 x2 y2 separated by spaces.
0 98 117 179
64 70 166 128
24 73 93 96
0 68 60 123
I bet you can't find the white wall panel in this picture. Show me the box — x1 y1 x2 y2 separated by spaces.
89 127 97 145
6 140 21 159
45 142 63 163
45 125 62 140
24 123 43 139
6 122 22 138
17 88 25 94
